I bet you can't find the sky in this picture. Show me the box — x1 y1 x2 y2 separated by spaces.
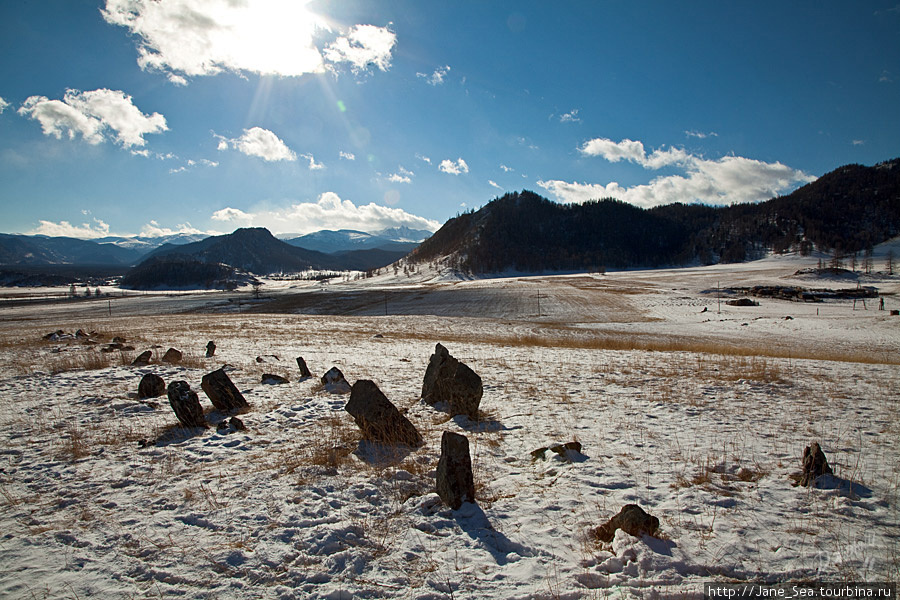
1 1 898 239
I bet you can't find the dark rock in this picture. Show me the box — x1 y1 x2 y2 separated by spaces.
206 341 216 358
322 366 351 394
229 416 245 431
592 504 660 542
43 330 66 341
261 373 289 385
296 356 312 378
138 373 166 399
800 441 833 486
131 350 152 366
216 416 246 434
75 329 89 339
345 380 422 446
166 381 207 428
112 336 126 344
436 431 476 510
256 354 279 363
726 298 759 307
531 441 583 460
201 368 249 411
161 348 183 363
421 343 483 418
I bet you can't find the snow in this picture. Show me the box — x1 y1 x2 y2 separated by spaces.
0 251 898 598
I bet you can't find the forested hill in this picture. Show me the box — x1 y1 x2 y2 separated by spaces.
409 158 900 273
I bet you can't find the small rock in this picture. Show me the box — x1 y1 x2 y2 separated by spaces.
322 366 351 394
296 356 312 378
206 341 216 358
592 504 660 542
345 380 422 446
229 416 246 431
373 333 384 339
138 373 166 399
201 368 249 411
161 348 183 363
436 431 476 510
531 441 583 460
112 336 126 344
800 441 833 487
261 373 289 385
131 350 152 366
166 381 206 429
75 329 89 339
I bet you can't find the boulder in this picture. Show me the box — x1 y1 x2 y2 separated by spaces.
138 373 166 399
726 298 759 307
531 441 583 460
345 380 422 446
322 366 351 394
161 348 183 363
201 368 249 411
296 356 312 378
131 350 152 366
592 504 660 542
205 341 216 358
800 441 833 486
112 336 126 344
421 343 483 418
166 381 207 428
261 373 289 385
436 431 476 510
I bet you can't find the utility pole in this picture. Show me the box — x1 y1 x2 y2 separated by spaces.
533 290 548 318
717 281 721 315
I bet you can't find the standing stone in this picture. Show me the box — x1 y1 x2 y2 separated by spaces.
132 350 152 366
322 366 351 394
138 373 166 399
592 504 660 542
421 343 483 418
800 441 833 486
345 380 422 446
167 381 207 428
206 341 216 358
436 431 476 510
162 348 183 363
201 368 249 411
296 356 312 378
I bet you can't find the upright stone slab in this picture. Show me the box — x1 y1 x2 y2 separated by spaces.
800 441 833 486
162 348 183 363
296 356 312 378
345 380 422 447
167 380 206 428
436 431 476 510
421 343 483 418
206 341 216 358
322 366 351 394
138 373 166 399
201 368 249 411
132 350 152 366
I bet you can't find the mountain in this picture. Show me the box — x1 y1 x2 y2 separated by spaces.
119 254 253 290
410 158 900 274
0 234 143 266
144 227 342 275
281 227 430 254
94 233 209 252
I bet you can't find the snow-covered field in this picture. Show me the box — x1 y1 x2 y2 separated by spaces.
1 252 898 598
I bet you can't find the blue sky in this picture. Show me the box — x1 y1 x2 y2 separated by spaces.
1 1 898 239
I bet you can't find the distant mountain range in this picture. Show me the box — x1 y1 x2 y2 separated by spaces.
279 227 431 253
410 158 900 273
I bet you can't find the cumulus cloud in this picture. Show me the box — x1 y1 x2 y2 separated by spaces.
209 192 440 235
0 97 9 113
29 218 111 239
559 109 580 123
416 153 432 164
18 88 166 148
685 130 718 139
102 0 394 82
540 137 815 208
417 65 451 85
387 166 414 183
439 157 469 175
217 127 296 162
340 151 356 160
140 220 206 237
300 153 324 170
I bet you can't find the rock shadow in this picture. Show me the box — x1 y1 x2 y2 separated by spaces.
812 474 873 499
452 502 537 566
353 439 416 468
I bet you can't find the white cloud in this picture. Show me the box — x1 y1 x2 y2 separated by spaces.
500 164 514 172
102 0 395 82
322 24 397 74
18 88 167 148
685 130 718 139
852 139 866 146
208 192 439 235
416 153 432 164
340 151 356 160
218 127 296 162
387 166 414 183
140 220 205 237
300 153 324 170
559 109 580 123
0 97 9 113
488 180 502 190
541 137 815 208
439 157 469 175
417 65 451 86
29 218 111 239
